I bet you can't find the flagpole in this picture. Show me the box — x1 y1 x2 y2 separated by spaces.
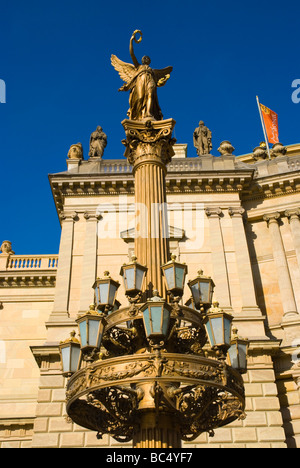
256 95 271 160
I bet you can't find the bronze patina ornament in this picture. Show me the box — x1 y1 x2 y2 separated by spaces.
111 30 173 121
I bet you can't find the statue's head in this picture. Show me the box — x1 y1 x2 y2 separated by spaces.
68 143 83 160
199 121 204 126
0 240 14 255
142 56 151 65
96 126 103 132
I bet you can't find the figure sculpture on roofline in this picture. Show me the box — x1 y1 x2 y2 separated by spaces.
193 121 212 156
111 30 173 121
89 126 107 159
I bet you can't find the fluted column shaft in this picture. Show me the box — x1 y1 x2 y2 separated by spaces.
122 118 176 297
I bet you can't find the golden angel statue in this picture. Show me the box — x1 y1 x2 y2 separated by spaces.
111 30 173 121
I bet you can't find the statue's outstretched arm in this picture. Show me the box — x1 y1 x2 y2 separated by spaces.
129 30 142 69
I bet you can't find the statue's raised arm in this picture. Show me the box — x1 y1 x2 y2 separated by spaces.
111 30 173 121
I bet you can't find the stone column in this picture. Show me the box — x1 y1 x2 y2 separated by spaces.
50 212 78 321
122 118 176 297
285 209 300 271
79 212 101 314
205 207 231 310
228 207 261 316
263 212 298 321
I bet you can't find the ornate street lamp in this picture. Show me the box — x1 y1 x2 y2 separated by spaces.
227 328 249 374
76 304 106 355
187 270 215 310
140 292 172 347
203 302 233 356
161 254 188 298
59 331 81 377
93 271 120 313
120 256 148 299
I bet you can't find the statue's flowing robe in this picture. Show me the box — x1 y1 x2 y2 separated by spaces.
123 65 163 120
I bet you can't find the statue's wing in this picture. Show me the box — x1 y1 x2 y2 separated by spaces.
153 66 173 82
111 54 136 85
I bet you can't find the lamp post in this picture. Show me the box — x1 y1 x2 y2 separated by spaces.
60 30 247 449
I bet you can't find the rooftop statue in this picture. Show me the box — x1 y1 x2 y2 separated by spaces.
89 126 107 158
111 30 173 121
193 121 212 156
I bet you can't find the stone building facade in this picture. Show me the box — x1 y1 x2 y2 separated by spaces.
1 139 300 448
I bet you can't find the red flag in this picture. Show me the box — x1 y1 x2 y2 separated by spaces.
259 103 279 144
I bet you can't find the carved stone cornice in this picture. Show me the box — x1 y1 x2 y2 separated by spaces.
0 272 56 288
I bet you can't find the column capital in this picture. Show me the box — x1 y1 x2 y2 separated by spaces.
263 212 281 226
205 207 222 218
59 212 79 223
285 208 300 221
83 211 102 221
122 118 176 171
228 207 245 218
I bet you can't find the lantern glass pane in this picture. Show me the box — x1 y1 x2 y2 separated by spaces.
162 307 170 336
79 321 87 348
200 281 209 303
238 343 248 369
108 284 117 305
99 282 109 304
94 286 100 305
205 320 214 347
136 267 145 291
88 319 100 347
175 266 185 289
228 343 238 368
150 306 163 334
143 306 151 337
70 345 80 373
125 268 135 290
191 282 200 306
164 266 175 289
224 318 232 346
211 317 224 345
61 346 70 373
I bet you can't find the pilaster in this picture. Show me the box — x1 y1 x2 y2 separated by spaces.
263 212 298 322
79 212 101 313
205 207 232 310
49 212 78 322
228 207 261 317
285 208 300 271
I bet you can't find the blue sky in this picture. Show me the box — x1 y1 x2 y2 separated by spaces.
0 0 299 254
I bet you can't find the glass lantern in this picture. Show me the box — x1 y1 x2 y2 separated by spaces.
227 328 249 374
120 256 147 297
187 270 215 310
203 302 233 352
76 305 106 352
140 293 172 342
59 331 81 377
93 271 120 313
161 254 188 297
